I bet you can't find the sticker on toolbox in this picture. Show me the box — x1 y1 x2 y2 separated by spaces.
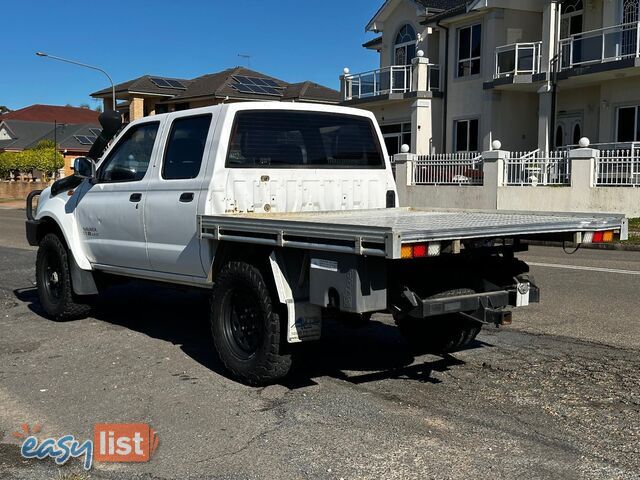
310 258 338 272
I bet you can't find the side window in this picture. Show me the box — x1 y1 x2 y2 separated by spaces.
162 114 211 180
457 24 482 77
98 123 159 183
454 118 479 152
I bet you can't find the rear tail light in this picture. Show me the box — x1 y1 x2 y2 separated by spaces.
583 230 615 244
400 242 441 259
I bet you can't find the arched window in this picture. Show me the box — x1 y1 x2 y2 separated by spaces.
622 0 639 55
555 125 564 148
560 0 584 38
394 24 416 66
572 123 582 145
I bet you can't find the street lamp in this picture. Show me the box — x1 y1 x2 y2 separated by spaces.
35 52 116 111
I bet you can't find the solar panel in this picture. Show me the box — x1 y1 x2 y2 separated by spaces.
150 77 172 88
166 79 186 89
74 135 94 145
89 128 101 137
232 84 253 94
149 77 186 89
261 87 281 95
230 75 284 96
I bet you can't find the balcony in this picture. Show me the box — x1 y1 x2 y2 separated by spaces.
559 22 640 70
494 42 542 79
342 64 440 102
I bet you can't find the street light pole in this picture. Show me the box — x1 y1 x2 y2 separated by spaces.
35 52 116 111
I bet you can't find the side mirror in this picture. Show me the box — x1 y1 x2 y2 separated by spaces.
73 157 96 180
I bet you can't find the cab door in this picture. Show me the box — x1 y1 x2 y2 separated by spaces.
75 121 161 270
143 113 214 277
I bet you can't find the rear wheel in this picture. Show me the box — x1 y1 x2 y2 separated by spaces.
210 261 292 386
36 233 91 320
395 288 481 354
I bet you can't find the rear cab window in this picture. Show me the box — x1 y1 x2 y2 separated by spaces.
226 110 385 169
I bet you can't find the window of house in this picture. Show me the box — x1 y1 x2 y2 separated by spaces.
226 111 384 168
98 122 159 182
560 0 584 38
174 103 190 111
454 119 479 152
394 24 417 66
616 105 640 142
381 123 411 155
162 114 212 180
457 24 482 77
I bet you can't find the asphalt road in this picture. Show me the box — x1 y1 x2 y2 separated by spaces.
0 208 639 480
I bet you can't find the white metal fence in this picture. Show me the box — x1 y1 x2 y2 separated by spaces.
596 148 640 186
412 153 483 185
505 150 571 186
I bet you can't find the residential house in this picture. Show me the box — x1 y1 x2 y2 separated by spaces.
90 67 341 122
0 119 101 177
342 0 640 155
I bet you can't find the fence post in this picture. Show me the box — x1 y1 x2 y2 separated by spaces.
569 137 598 189
393 152 417 207
481 141 508 209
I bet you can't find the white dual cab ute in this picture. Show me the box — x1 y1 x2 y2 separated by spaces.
25 102 628 385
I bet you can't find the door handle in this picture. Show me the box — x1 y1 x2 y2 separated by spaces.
179 192 194 203
129 193 142 202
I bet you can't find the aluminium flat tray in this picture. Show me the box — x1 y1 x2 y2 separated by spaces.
199 208 627 259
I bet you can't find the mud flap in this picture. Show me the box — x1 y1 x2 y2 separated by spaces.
268 252 321 343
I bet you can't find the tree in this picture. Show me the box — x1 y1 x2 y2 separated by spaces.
0 105 11 114
29 140 64 181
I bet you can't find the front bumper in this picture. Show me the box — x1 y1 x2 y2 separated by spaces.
25 189 42 246
26 219 40 246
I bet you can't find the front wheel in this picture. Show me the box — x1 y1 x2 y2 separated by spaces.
36 233 91 320
210 261 292 386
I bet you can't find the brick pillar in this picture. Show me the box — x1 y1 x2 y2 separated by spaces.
129 97 145 121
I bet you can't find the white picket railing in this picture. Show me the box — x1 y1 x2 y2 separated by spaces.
505 150 571 186
412 153 483 185
596 148 640 186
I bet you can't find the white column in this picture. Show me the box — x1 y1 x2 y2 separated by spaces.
481 146 509 209
393 153 417 207
411 99 433 155
569 145 598 189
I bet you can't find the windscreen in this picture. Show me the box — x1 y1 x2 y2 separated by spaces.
226 110 385 169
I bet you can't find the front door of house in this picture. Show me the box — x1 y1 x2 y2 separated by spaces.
555 112 584 147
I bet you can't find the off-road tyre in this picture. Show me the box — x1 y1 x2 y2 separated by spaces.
210 261 292 386
36 233 91 320
395 288 481 354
